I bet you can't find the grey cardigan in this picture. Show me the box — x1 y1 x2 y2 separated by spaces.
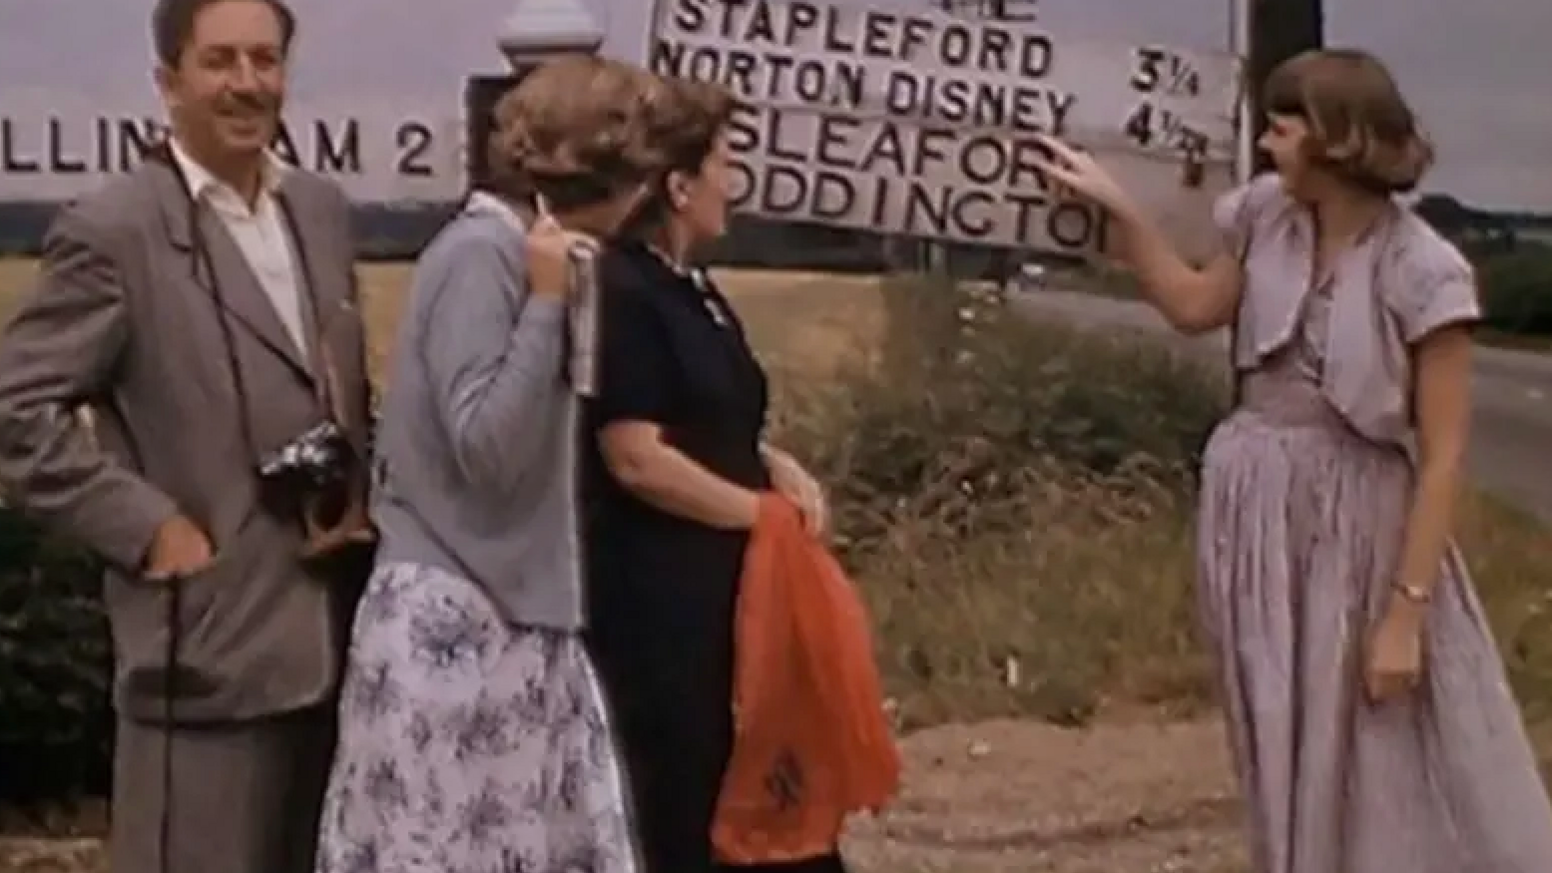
371 194 584 629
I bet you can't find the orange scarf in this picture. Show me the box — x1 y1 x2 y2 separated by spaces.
712 494 901 863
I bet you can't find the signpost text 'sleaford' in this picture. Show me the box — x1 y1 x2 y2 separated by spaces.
651 0 1243 257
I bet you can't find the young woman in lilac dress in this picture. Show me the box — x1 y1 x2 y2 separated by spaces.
1038 48 1552 871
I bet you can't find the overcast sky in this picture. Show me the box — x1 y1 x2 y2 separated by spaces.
1 0 1547 210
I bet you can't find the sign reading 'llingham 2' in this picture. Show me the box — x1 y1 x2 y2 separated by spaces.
0 91 465 205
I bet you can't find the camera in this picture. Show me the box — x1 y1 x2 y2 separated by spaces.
257 417 377 564
257 419 357 493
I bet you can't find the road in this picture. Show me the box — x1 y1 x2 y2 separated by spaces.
1011 288 1552 521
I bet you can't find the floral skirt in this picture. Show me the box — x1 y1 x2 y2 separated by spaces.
315 561 639 873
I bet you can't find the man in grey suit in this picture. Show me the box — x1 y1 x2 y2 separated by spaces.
0 0 373 870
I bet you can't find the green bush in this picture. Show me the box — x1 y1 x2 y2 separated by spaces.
0 508 113 807
765 275 1229 725
791 274 1227 507
1476 242 1552 336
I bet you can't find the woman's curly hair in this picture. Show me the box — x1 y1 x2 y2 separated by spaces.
619 77 744 238
485 55 679 210
1263 48 1434 195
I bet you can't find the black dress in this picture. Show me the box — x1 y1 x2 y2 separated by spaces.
583 241 847 873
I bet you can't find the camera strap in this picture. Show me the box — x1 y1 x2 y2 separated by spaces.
148 142 334 450
157 582 180 873
141 141 332 873
273 195 339 424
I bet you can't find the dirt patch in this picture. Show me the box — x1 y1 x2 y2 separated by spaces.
1 717 1247 873
843 717 1245 872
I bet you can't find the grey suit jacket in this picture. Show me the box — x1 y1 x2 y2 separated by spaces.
0 155 372 723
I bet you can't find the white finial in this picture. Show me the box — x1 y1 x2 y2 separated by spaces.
498 0 606 67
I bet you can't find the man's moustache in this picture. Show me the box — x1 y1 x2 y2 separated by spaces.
218 98 277 115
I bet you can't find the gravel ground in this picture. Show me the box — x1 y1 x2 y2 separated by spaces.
844 718 1246 873
1 717 1249 873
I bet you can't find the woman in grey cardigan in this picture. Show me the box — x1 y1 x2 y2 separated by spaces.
314 56 671 873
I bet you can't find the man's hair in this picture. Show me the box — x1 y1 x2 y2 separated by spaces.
152 0 297 66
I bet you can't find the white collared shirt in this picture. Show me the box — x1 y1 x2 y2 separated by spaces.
465 190 525 231
170 140 310 364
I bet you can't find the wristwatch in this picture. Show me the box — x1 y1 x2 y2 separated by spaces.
1392 581 1432 604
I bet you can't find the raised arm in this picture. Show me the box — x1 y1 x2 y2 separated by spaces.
1108 204 1244 334
1034 134 1245 334
416 226 568 492
0 206 180 572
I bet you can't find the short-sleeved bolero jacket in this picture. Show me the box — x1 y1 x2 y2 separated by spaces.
1215 173 1481 449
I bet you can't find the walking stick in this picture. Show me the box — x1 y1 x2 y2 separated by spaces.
158 579 181 873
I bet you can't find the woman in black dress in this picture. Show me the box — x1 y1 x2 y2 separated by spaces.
583 80 840 873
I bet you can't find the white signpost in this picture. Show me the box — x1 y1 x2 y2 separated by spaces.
650 0 1243 258
0 0 1247 259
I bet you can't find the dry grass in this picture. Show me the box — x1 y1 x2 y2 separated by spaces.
0 259 891 385
362 263 894 384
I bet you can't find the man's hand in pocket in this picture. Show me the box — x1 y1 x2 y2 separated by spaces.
143 515 214 582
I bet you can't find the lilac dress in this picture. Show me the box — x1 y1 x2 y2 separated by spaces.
1196 175 1552 872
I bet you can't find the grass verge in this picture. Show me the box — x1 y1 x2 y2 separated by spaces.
756 271 1552 729
0 257 1548 794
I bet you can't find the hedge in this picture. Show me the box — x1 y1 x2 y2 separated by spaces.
1475 241 1552 337
0 509 113 806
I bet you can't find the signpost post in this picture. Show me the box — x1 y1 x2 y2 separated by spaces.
466 0 608 192
1248 0 1323 173
498 0 608 66
1230 0 1255 183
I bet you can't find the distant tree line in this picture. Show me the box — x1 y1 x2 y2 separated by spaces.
1411 194 1552 337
